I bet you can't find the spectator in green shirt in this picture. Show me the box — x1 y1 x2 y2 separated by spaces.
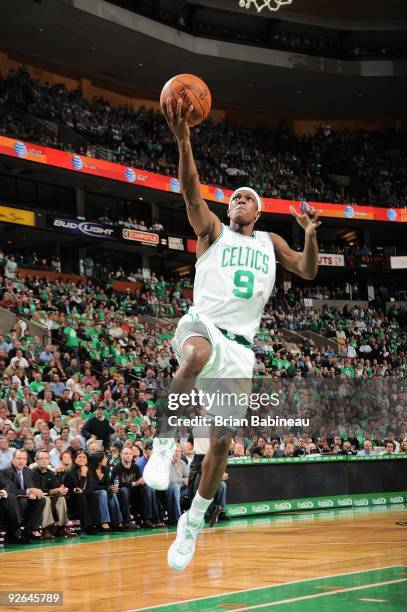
29 372 45 395
43 389 61 415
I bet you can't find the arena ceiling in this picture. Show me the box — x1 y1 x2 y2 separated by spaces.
0 0 406 114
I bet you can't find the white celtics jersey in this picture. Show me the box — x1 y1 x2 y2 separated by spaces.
193 224 276 342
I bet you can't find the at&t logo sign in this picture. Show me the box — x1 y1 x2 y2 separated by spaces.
71 155 84 170
14 141 27 157
344 206 355 218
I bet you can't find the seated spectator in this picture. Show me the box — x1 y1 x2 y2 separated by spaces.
263 443 274 458
341 441 357 455
66 374 85 398
86 438 103 454
88 452 124 532
111 447 142 529
14 404 32 429
166 444 189 525
275 442 295 458
357 440 374 456
186 434 228 526
0 470 25 544
82 368 99 389
31 400 50 426
65 437 83 456
52 450 73 481
43 389 61 416
23 438 37 464
294 437 309 457
6 388 23 416
315 437 331 454
31 450 76 539
0 403 14 429
57 389 74 415
0 436 14 470
372 434 384 448
232 441 246 458
136 442 164 528
39 345 54 364
383 433 400 452
49 437 67 468
181 441 194 467
34 423 55 452
63 449 100 534
330 436 343 452
380 441 396 455
250 446 263 459
1 449 46 543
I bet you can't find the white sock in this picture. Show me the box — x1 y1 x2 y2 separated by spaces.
189 492 213 524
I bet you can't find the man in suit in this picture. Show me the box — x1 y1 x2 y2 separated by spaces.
1 449 46 543
6 389 23 416
0 470 23 543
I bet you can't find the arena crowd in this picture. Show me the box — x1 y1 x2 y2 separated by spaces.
0 259 406 544
1 68 406 207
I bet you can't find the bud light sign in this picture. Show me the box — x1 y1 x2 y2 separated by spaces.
47 215 115 239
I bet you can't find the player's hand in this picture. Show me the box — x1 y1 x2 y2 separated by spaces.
163 98 193 142
289 203 322 237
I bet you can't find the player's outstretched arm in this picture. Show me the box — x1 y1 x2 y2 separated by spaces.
270 204 321 280
162 99 221 252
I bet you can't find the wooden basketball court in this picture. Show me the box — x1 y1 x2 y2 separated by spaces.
0 506 406 611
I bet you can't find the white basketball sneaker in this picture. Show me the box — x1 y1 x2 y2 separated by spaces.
143 438 176 490
167 510 204 571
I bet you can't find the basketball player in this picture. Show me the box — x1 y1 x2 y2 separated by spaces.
144 99 321 571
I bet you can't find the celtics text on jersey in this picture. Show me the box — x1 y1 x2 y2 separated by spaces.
193 224 276 343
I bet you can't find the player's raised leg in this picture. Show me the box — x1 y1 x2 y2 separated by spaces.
143 336 211 490
167 424 231 571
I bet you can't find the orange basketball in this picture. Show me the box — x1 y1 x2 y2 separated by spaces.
160 74 211 128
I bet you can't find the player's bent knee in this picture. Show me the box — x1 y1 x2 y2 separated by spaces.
182 337 212 376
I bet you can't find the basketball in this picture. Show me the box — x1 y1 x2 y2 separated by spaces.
160 74 211 127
